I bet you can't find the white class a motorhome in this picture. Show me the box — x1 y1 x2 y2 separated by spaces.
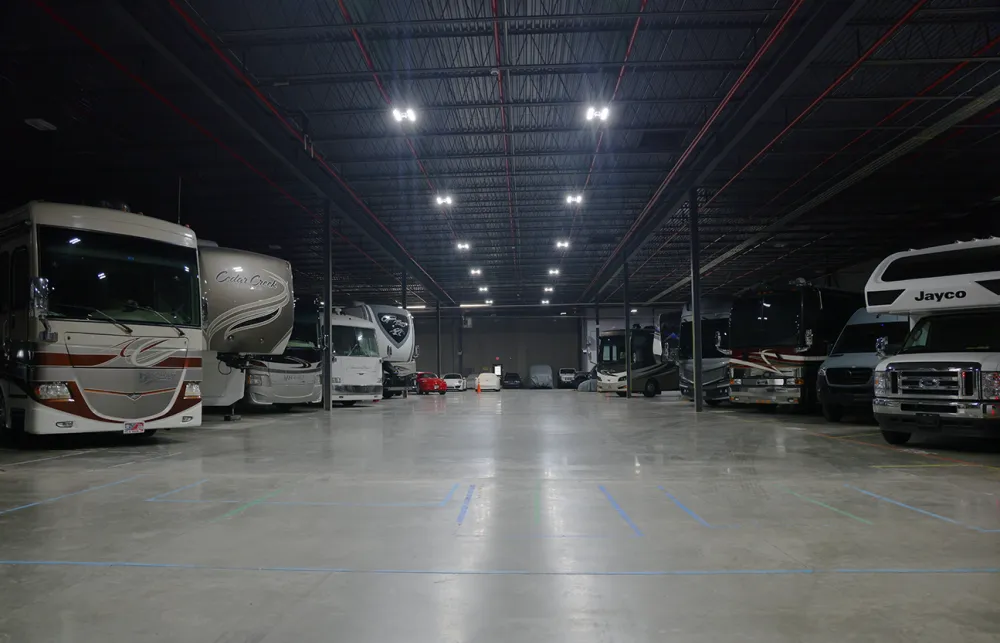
198 241 295 409
678 297 732 405
0 202 204 438
343 303 415 398
328 311 382 405
595 326 679 397
866 238 1000 444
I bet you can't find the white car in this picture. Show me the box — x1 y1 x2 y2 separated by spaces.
558 367 577 388
476 372 502 391
442 373 466 391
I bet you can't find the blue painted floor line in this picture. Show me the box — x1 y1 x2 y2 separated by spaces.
146 479 209 501
456 484 476 525
1 560 998 576
0 475 145 516
598 485 643 537
846 485 1000 533
658 486 717 528
439 483 460 507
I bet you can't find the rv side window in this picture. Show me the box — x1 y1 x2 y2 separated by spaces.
0 251 8 311
10 247 28 310
882 246 1000 282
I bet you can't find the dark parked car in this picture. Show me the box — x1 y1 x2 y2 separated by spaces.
502 372 522 389
571 366 598 388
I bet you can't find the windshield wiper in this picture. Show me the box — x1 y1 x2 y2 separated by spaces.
126 301 185 337
56 304 133 334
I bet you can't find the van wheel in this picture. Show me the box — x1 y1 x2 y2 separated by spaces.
822 402 843 423
643 380 659 398
881 430 911 445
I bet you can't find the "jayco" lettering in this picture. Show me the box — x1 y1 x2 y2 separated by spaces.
913 290 966 302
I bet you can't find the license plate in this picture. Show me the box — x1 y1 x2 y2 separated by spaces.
123 421 145 434
756 379 769 386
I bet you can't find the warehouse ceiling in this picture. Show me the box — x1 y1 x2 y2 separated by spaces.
2 0 998 308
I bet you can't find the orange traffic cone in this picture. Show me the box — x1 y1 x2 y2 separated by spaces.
477 379 481 394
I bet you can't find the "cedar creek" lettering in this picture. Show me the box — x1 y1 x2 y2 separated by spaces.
216 270 280 289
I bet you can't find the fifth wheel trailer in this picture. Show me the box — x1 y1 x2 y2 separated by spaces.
198 242 294 409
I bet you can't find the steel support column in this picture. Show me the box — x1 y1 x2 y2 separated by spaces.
594 300 600 370
436 301 442 375
690 190 703 413
458 316 464 374
322 201 333 412
623 262 631 399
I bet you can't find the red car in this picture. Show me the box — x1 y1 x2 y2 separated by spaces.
416 372 447 395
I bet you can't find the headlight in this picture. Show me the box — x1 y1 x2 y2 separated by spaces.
982 372 1000 401
36 382 72 400
247 374 264 387
874 372 888 396
618 376 627 382
773 378 785 386
184 382 201 399
731 378 742 385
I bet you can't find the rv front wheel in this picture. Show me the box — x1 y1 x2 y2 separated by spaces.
881 430 911 445
821 402 843 423
643 380 659 398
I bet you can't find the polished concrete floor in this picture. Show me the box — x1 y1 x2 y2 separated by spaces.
1 391 999 641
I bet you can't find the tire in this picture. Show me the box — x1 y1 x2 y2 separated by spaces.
643 380 658 398
881 430 911 445
616 391 627 398
0 390 23 447
821 402 843 423
341 401 357 407
383 391 395 399
438 391 446 395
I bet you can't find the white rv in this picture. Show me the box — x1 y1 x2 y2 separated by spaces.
198 242 294 410
596 326 679 397
328 312 382 406
0 202 203 438
678 297 731 405
344 303 415 398
867 238 1000 444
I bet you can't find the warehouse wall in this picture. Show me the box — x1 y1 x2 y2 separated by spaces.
414 316 581 377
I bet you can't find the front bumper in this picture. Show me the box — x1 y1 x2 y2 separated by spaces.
246 383 323 406
332 384 383 401
729 385 801 405
680 378 729 401
818 383 873 408
596 380 625 393
874 398 1000 437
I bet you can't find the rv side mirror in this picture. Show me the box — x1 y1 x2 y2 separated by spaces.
714 330 723 351
30 277 50 320
875 336 900 359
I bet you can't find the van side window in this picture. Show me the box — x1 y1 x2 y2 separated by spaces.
11 247 28 310
0 251 9 311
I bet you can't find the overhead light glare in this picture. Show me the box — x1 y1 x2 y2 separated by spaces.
555 240 570 249
478 286 489 292
460 303 488 308
470 268 481 275
560 312 567 315
543 286 554 293
631 309 638 314
392 107 417 122
407 305 427 310
436 195 453 205
585 106 610 122
485 299 494 305
456 242 470 250
541 299 550 305
68 237 81 245
25 118 57 131
548 268 560 275
565 194 583 205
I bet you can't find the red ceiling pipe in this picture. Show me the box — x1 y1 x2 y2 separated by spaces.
31 0 396 280
703 0 930 209
166 0 452 299
584 0 805 295
492 0 518 272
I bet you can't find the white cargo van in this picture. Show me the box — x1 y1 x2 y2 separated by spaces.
816 308 909 422
866 238 1000 444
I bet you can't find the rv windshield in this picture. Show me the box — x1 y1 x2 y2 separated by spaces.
599 334 627 364
729 291 801 350
679 319 729 359
37 225 200 327
832 321 909 355
330 325 379 357
899 312 1000 354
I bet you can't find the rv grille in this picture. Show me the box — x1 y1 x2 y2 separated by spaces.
886 363 980 400
825 367 872 387
333 384 382 395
